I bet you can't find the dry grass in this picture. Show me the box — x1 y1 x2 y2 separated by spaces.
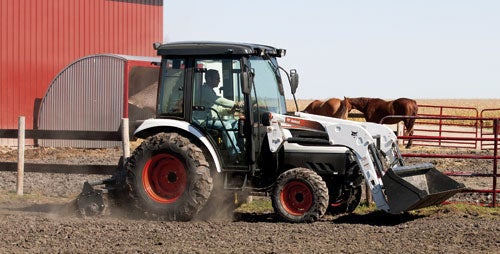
415 99 500 111
288 99 500 118
287 99 500 127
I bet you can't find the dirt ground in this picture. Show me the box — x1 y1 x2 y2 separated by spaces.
0 146 498 253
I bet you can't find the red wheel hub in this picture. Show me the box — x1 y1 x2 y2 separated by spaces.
142 154 187 203
280 180 313 216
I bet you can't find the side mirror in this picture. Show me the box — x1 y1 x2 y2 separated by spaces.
241 66 253 95
290 69 299 95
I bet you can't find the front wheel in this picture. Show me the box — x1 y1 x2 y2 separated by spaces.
271 168 328 223
125 132 213 221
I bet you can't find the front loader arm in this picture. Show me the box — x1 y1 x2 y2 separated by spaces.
298 112 404 168
266 113 392 212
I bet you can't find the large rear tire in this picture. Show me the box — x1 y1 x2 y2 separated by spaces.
272 168 328 223
126 132 213 221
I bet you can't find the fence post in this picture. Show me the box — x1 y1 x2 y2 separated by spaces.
493 119 498 207
122 118 130 166
365 181 372 204
17 116 25 196
397 122 403 146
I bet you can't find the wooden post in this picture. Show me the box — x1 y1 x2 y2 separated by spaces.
17 116 25 196
397 122 403 146
364 181 372 204
121 118 130 165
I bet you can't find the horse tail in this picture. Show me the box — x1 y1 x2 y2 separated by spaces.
302 104 311 113
303 100 321 113
302 102 314 112
404 116 416 148
333 100 349 119
405 99 418 148
413 100 419 116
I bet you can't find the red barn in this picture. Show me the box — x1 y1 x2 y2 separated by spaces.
0 0 163 145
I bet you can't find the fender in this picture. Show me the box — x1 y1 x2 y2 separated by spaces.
135 118 222 173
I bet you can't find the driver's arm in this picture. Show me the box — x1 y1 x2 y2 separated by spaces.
214 96 236 108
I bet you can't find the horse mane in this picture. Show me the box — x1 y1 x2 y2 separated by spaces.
346 97 371 112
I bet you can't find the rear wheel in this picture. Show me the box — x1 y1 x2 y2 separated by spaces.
272 168 328 223
125 132 213 221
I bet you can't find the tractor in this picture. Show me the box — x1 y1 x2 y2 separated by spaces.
77 41 464 223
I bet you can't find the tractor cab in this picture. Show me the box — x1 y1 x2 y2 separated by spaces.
153 42 293 170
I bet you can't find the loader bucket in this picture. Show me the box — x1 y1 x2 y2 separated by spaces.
381 163 465 214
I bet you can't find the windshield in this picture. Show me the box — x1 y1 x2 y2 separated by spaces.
249 56 287 114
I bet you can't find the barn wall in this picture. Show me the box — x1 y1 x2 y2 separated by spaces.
0 0 163 145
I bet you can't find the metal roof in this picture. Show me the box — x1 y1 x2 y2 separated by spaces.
156 41 285 57
107 54 160 63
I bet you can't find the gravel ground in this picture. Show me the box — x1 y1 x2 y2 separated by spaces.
0 146 499 253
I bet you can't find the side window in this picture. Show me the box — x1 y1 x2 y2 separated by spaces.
158 59 185 116
192 60 223 124
192 59 243 124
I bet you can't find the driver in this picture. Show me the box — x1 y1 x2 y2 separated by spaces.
201 69 243 115
200 69 243 159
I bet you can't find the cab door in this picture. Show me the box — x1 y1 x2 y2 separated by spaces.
191 58 247 168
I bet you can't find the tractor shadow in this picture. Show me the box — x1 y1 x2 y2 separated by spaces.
331 210 426 226
233 211 426 225
7 200 80 217
233 212 281 223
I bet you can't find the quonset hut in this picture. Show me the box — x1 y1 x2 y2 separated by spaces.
37 54 160 148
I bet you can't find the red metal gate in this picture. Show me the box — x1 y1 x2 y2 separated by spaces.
399 116 499 207
362 104 499 207
480 108 500 150
409 105 479 149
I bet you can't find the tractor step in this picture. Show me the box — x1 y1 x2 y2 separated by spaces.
223 172 248 190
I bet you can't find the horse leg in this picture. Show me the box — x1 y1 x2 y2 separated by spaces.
404 118 415 149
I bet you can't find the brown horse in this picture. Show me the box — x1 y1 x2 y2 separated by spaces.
303 98 349 119
344 97 418 148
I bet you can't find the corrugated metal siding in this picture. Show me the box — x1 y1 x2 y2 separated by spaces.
37 54 159 148
38 55 125 148
0 0 163 145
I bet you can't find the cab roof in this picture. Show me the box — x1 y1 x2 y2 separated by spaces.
155 41 285 57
